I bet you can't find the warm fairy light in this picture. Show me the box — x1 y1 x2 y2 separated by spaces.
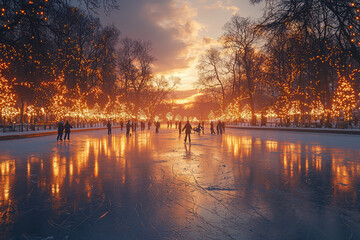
332 75 357 121
310 100 325 116
0 62 18 119
175 114 182 121
166 112 174 121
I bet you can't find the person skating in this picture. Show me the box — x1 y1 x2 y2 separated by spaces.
217 120 223 134
197 123 202 135
155 121 160 133
182 120 192 143
148 121 151 130
178 121 182 135
57 120 64 141
64 120 72 140
201 121 205 134
120 121 124 130
107 121 112 135
210 121 216 134
126 120 131 136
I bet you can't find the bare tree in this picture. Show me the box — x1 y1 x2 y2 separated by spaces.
222 15 264 124
144 76 180 120
197 48 232 112
117 38 155 114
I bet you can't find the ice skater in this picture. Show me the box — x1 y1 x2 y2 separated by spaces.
217 120 222 135
64 120 72 140
210 121 216 134
107 120 112 135
57 120 64 141
182 120 192 143
178 121 182 135
155 121 160 133
126 120 131 136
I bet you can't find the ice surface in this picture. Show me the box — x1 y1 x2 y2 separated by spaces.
0 128 360 239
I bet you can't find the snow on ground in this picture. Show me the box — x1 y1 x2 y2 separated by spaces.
1 128 360 239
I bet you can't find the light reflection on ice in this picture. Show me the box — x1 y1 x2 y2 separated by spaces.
0 129 360 239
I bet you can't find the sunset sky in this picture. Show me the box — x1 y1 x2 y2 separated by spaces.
99 0 264 91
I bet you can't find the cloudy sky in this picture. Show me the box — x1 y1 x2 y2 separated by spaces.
99 0 264 90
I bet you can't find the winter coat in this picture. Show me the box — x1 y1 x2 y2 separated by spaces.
58 122 64 133
182 122 192 134
64 122 72 133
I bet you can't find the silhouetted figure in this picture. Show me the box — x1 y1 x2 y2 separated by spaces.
178 121 182 135
148 121 151 130
175 121 178 129
107 121 112 135
126 120 131 136
64 120 72 140
182 120 192 143
170 121 172 128
57 120 64 141
210 121 215 134
167 121 170 128
197 123 202 135
217 121 222 134
120 121 124 130
155 121 160 133
222 121 225 133
201 121 205 134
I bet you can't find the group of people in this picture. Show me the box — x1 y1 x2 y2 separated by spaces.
57 119 226 143
210 120 226 135
179 120 226 143
57 120 73 141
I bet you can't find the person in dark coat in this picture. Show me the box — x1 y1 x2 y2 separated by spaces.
120 121 124 130
107 121 112 135
57 120 64 141
126 120 131 136
182 120 192 143
64 120 72 140
222 121 225 133
178 121 182 135
210 121 216 134
217 120 222 134
155 121 160 133
148 121 151 130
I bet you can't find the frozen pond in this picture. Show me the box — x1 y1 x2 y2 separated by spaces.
1 128 360 239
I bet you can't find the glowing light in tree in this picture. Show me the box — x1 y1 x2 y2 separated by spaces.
166 112 174 121
0 63 17 119
208 110 215 121
332 76 357 121
310 100 325 117
138 108 148 121
266 108 277 119
240 104 252 121
175 114 182 121
183 116 187 122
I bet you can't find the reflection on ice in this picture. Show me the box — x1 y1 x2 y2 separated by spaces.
0 129 360 239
